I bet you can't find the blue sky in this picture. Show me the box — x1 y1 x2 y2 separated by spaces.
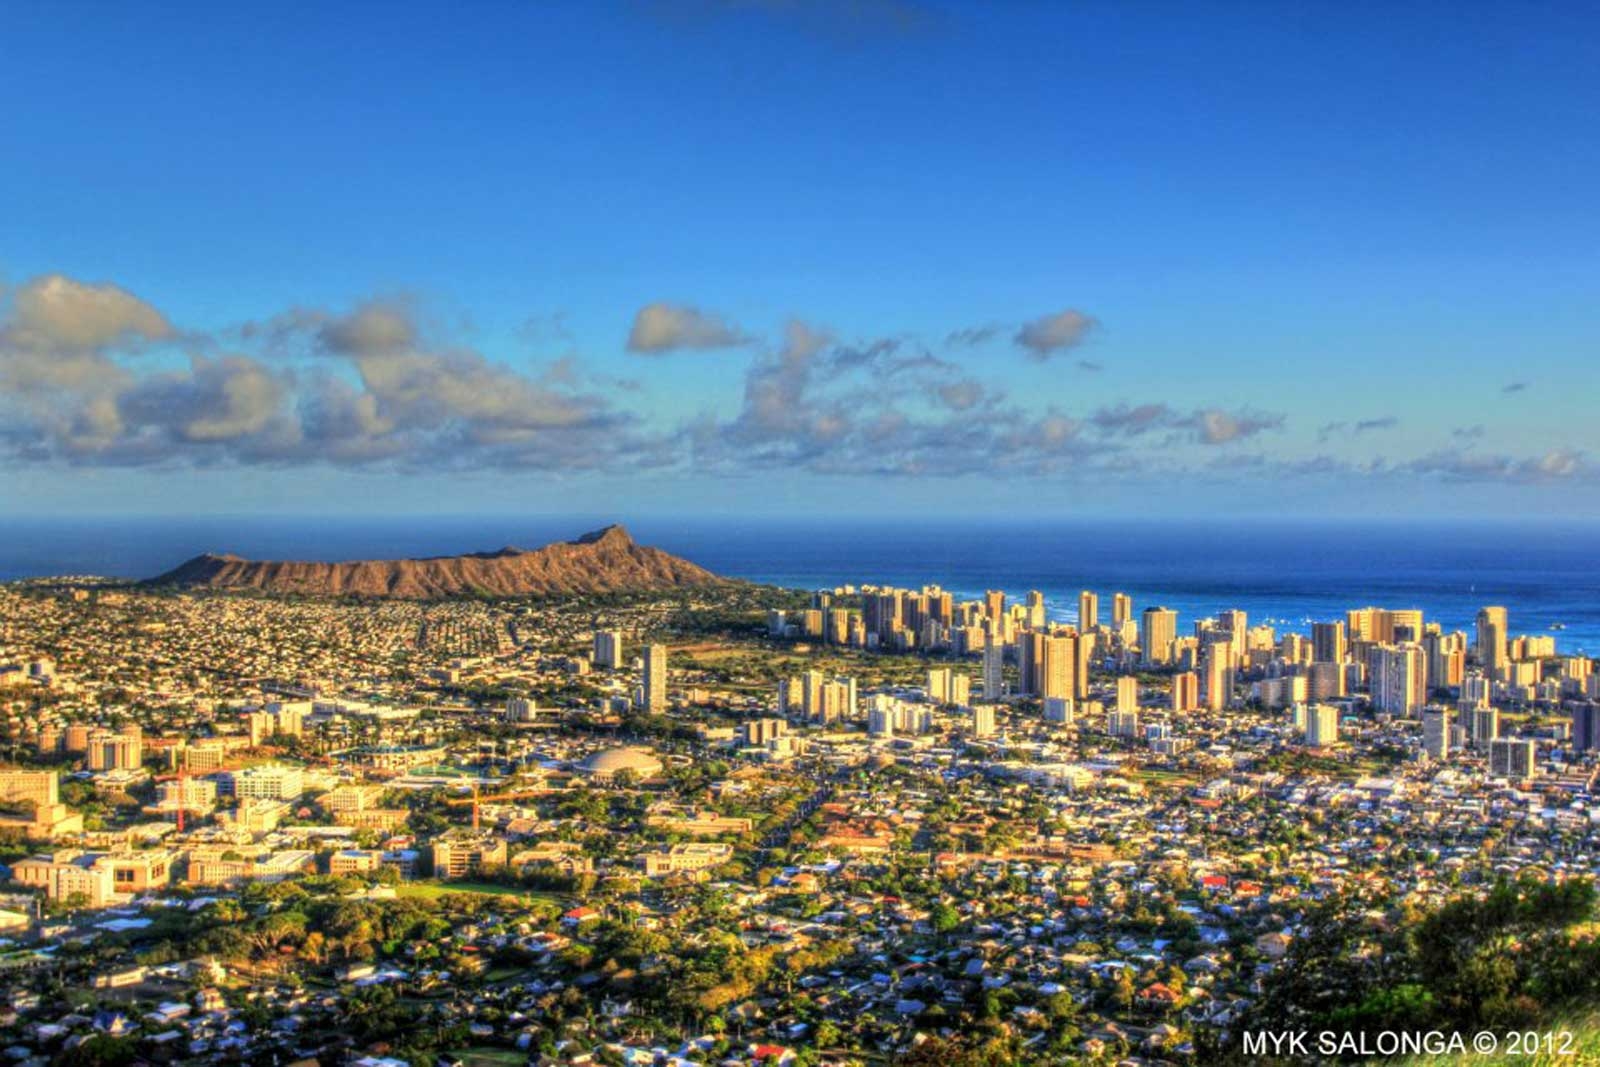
2 1 1597 517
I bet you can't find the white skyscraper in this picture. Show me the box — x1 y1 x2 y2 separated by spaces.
639 643 667 713
982 639 1005 700
1303 704 1340 747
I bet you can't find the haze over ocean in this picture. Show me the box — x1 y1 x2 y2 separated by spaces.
2 515 1596 656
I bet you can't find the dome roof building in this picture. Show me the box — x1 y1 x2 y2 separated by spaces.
578 746 663 781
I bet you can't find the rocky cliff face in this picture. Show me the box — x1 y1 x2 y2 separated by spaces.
150 525 722 598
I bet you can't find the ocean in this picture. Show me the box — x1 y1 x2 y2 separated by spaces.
1 515 1597 656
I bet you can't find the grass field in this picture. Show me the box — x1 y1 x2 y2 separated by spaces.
444 1049 527 1067
395 881 563 904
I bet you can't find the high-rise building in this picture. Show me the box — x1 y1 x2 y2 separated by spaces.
825 608 852 645
1461 672 1492 709
223 763 305 801
1116 675 1139 715
1422 708 1452 760
1489 738 1538 781
981 638 1005 700
971 705 996 737
63 724 91 754
1257 674 1308 709
1371 644 1426 716
1303 704 1340 747
1112 593 1133 628
1571 702 1600 753
1108 710 1140 738
866 705 895 738
1476 606 1509 679
273 703 305 738
1018 630 1046 696
1312 621 1347 664
432 831 509 878
866 591 903 641
1469 706 1500 749
1171 671 1199 713
1079 591 1099 630
1140 607 1178 666
1388 609 1425 644
926 668 970 707
1218 610 1248 664
1043 697 1074 724
1041 632 1085 701
821 676 856 723
779 671 857 724
1279 632 1310 664
743 718 787 746
1202 637 1234 710
1348 607 1424 645
246 710 275 747
1423 630 1466 691
505 697 540 723
1025 590 1046 628
1308 661 1346 701
984 590 1006 625
799 609 824 638
593 630 623 669
640 643 668 713
87 727 143 772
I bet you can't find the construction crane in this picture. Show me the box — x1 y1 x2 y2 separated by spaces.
152 771 191 832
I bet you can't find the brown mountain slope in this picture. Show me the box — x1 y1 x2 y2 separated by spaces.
149 525 724 598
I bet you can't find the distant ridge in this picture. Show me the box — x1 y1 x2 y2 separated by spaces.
149 524 723 598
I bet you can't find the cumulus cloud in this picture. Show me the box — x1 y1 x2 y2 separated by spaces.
318 299 419 356
1092 403 1175 436
1405 448 1587 484
686 318 1101 477
626 302 751 353
1014 308 1096 360
118 356 286 444
0 274 173 393
1191 408 1283 445
1088 402 1282 445
8 274 173 351
3 273 1582 494
0 275 652 472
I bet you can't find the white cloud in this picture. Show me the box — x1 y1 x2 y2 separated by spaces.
1014 308 1096 360
626 302 750 353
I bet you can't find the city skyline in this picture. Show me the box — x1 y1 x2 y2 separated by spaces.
4 2 1599 517
8 6 1600 1063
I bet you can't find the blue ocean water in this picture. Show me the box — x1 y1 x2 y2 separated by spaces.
1 515 1597 656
